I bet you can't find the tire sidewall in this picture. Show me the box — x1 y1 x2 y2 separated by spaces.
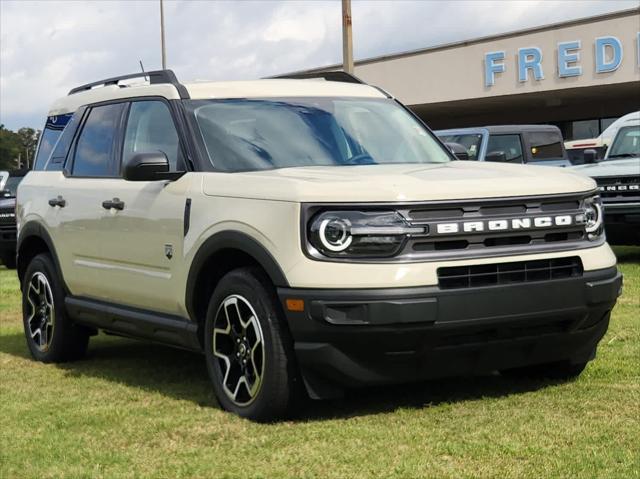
204 269 290 420
22 254 68 362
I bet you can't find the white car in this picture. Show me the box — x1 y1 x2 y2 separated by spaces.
565 111 640 163
16 70 621 420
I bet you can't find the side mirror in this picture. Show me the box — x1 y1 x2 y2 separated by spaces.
445 142 470 161
485 150 507 163
583 149 598 164
123 152 185 181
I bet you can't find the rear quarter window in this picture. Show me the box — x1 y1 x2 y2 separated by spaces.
33 114 73 171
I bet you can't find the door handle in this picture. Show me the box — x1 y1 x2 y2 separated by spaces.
102 198 125 210
48 196 66 207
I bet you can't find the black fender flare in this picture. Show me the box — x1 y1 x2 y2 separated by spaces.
17 221 68 291
185 231 289 321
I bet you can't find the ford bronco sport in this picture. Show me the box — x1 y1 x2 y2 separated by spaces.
17 70 622 420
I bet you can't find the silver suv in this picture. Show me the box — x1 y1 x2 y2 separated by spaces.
16 70 622 420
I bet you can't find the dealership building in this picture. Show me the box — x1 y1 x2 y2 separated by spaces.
299 8 640 141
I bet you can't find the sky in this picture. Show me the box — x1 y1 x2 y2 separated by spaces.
0 0 637 130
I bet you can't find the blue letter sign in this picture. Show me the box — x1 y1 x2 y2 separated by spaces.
557 40 582 77
484 51 505 87
518 47 544 82
595 36 623 73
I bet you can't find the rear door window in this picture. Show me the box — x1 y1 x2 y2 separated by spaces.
71 103 125 177
486 134 523 163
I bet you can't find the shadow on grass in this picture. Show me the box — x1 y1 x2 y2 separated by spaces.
0 330 564 422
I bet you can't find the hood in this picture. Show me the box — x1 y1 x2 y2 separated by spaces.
202 161 596 203
570 157 640 179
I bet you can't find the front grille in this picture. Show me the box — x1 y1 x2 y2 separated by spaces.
401 193 592 259
0 209 16 226
437 257 583 289
303 192 599 264
596 176 640 202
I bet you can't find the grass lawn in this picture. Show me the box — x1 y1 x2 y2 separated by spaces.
1 248 638 478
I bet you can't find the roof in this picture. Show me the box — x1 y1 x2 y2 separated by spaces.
436 125 561 135
48 77 385 116
183 79 385 100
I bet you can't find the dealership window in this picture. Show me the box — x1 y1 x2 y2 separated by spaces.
558 116 620 141
600 117 618 133
571 119 600 140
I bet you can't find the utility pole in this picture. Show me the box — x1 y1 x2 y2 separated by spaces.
342 0 353 74
160 0 167 69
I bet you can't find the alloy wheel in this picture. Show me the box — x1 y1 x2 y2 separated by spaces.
26 272 55 352
212 295 265 406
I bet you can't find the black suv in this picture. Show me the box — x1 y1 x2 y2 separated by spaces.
0 169 27 269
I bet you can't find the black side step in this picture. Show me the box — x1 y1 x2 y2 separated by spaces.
65 296 201 352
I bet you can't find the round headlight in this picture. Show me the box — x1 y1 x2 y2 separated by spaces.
319 217 353 252
584 198 603 234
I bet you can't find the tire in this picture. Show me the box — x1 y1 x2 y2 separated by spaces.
22 253 90 362
204 267 299 421
501 360 587 381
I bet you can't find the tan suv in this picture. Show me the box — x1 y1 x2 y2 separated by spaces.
16 70 622 420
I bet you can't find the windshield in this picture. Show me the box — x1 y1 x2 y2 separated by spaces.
189 98 451 171
607 126 640 159
437 133 483 160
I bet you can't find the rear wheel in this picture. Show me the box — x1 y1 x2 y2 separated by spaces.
22 253 90 362
501 360 587 380
204 267 299 421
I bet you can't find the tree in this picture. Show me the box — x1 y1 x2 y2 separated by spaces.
0 125 20 170
17 127 40 168
0 125 40 170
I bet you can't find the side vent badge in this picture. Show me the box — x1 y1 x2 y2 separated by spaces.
164 244 174 260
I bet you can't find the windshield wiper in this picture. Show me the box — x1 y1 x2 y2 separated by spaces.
607 153 639 159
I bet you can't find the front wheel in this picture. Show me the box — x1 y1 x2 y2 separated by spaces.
204 267 299 421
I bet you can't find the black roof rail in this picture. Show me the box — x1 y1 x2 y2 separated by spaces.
270 71 366 84
67 69 190 99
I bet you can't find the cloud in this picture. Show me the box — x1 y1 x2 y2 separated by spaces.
0 0 636 129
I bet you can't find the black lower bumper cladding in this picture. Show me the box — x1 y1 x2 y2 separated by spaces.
278 266 622 399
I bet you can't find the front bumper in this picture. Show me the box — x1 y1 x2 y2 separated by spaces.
0 224 17 255
602 202 640 245
278 266 622 399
